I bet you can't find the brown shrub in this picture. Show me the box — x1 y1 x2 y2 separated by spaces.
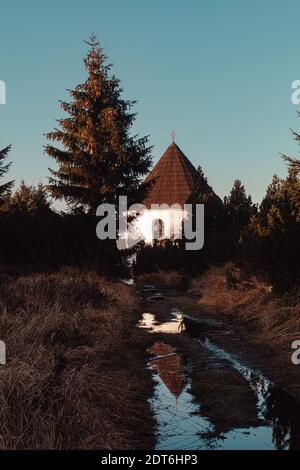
189 264 300 345
0 270 153 449
137 270 183 287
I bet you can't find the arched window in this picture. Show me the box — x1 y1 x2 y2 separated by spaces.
152 218 164 240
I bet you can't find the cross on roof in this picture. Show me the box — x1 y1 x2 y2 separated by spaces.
171 130 176 142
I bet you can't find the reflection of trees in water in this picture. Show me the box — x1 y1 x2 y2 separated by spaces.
188 355 300 449
246 373 300 450
149 338 300 450
264 386 300 450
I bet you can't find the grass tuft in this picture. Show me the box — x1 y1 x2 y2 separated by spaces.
190 264 300 345
0 269 153 449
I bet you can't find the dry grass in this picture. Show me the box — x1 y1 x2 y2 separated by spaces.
0 269 154 450
137 270 183 287
190 264 300 346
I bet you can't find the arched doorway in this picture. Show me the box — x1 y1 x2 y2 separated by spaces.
152 218 165 240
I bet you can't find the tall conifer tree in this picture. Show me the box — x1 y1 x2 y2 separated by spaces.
45 34 152 212
0 144 14 206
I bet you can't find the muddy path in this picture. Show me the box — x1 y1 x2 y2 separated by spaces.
138 284 300 450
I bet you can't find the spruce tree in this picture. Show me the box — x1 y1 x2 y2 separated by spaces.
282 154 300 173
45 34 152 212
223 179 256 259
244 169 300 290
188 165 224 232
224 179 255 233
0 144 14 207
282 127 300 173
186 165 224 263
6 181 51 215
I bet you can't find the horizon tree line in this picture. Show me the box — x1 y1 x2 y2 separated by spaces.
0 34 299 289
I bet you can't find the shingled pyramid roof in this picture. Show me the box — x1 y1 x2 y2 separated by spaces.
144 142 198 208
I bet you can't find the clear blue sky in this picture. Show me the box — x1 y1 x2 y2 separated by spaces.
1 0 300 203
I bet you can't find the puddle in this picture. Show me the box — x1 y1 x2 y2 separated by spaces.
148 341 211 450
139 284 166 301
140 307 300 450
196 337 300 449
197 338 270 419
139 285 162 294
171 307 222 327
148 293 165 301
149 342 186 401
121 278 135 285
139 312 185 334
